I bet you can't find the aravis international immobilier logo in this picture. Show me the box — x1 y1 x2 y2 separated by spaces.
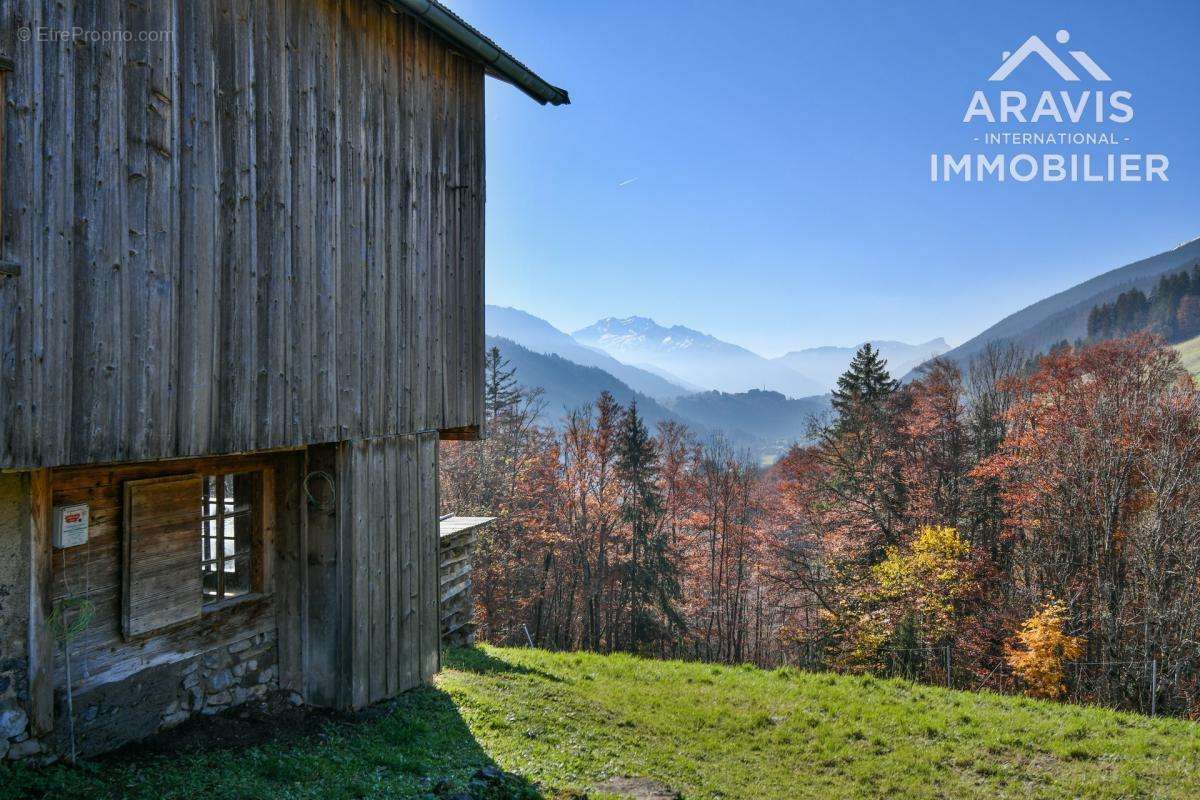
931 29 1168 184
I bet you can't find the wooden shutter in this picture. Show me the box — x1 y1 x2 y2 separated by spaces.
122 475 203 639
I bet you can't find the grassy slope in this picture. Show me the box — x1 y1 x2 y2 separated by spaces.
5 646 1200 799
1174 334 1200 377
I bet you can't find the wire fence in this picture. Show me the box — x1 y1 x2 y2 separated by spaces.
778 644 1176 717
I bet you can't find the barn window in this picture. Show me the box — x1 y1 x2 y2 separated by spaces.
201 472 260 605
123 469 267 638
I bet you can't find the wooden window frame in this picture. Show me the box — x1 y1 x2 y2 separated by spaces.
122 465 274 639
200 468 272 612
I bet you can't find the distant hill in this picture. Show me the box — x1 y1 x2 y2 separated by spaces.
573 316 824 398
775 339 949 391
486 306 691 400
489 336 686 431
666 389 830 462
917 236 1200 376
491 336 826 460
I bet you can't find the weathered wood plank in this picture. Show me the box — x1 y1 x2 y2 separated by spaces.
273 451 305 695
125 0 179 460
214 0 259 455
177 0 220 457
368 438 387 703
35 0 74 467
2 0 490 470
312 0 340 444
336 1 364 441
28 470 54 734
418 431 438 680
400 425 417 689
303 443 340 707
385 427 401 696
71 0 128 463
255 0 293 448
349 440 369 708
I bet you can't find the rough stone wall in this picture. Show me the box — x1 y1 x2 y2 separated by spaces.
0 473 32 760
53 630 282 759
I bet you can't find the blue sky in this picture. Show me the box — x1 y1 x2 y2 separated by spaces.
455 0 1200 357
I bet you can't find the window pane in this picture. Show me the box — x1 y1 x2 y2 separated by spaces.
203 475 219 518
201 518 218 561
230 472 255 513
231 512 253 557
225 556 251 598
198 471 258 605
202 562 221 598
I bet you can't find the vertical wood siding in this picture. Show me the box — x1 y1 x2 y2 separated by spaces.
308 431 437 708
0 0 485 469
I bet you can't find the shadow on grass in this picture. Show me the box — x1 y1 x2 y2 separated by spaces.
445 645 564 683
0 685 546 800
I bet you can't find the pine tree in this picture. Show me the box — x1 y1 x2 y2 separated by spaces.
831 343 898 422
616 401 682 651
484 346 521 424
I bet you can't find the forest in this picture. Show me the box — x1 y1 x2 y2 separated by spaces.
1087 264 1200 344
439 334 1200 717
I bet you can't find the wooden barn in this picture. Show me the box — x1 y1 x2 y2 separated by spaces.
0 0 566 761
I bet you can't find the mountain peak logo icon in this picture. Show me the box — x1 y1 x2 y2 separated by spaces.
989 30 1110 82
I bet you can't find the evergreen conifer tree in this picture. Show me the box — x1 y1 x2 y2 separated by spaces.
616 402 682 651
831 343 899 422
484 346 521 424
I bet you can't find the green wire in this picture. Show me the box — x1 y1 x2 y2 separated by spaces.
47 597 95 643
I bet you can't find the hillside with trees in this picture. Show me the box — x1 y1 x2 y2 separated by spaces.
665 389 830 462
490 336 827 457
1086 264 1200 344
917 236 1200 378
443 334 1200 717
486 305 693 399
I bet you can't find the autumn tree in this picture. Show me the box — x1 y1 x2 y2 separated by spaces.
844 526 977 677
975 335 1200 711
1005 600 1083 699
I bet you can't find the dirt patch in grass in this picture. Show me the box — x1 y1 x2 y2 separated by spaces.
96 691 369 762
592 776 681 799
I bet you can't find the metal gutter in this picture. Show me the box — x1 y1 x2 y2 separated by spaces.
388 0 570 106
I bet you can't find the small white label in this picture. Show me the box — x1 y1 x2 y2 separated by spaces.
53 504 89 549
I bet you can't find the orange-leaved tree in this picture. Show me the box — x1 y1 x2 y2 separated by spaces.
1004 599 1083 699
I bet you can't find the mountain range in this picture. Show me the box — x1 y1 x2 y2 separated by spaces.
486 306 692 400
484 307 948 460
917 236 1200 377
775 339 949 390
487 334 829 461
486 235 1200 461
573 317 825 398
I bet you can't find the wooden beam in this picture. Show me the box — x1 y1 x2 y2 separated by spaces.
27 469 53 735
273 451 307 697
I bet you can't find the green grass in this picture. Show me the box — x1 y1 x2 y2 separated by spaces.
5 645 1200 799
1174 334 1200 378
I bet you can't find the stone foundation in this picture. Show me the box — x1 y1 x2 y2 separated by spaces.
44 630 280 759
0 473 33 761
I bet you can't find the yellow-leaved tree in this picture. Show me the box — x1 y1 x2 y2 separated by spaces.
1004 600 1083 699
852 526 976 663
